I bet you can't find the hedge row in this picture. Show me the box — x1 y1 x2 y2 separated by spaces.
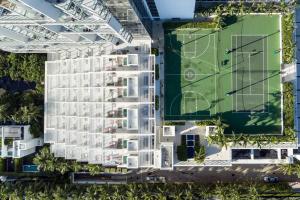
163 21 216 30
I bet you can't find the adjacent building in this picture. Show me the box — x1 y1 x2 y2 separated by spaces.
0 125 43 158
0 0 153 53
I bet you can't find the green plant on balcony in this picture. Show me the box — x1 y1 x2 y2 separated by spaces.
151 48 159 56
194 145 206 163
155 95 159 111
155 64 159 80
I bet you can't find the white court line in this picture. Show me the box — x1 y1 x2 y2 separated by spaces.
236 94 264 96
236 51 263 54
183 34 197 58
169 33 216 67
179 33 213 59
235 35 238 112
184 96 197 114
194 34 197 57
248 54 251 95
214 34 217 115
231 35 233 112
233 35 268 113
166 73 214 75
263 38 265 112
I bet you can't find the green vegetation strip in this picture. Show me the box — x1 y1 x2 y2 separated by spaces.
33 146 127 175
155 95 159 111
196 118 295 149
282 13 294 64
163 21 216 29
283 82 294 129
0 52 46 138
0 181 293 199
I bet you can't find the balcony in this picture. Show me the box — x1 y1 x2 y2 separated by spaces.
105 76 126 87
105 108 126 118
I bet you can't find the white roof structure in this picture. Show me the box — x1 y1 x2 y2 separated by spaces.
0 125 43 158
44 54 156 168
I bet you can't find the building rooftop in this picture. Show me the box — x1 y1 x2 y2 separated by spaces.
44 53 156 168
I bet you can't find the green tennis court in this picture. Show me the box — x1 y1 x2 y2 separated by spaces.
164 15 282 134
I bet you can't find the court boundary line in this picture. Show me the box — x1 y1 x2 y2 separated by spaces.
178 33 211 58
166 73 215 75
165 31 218 117
167 91 211 117
231 34 269 113
184 96 198 114
167 33 217 69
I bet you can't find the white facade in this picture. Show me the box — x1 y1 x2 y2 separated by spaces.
153 0 195 19
44 54 156 168
0 0 152 53
0 125 43 158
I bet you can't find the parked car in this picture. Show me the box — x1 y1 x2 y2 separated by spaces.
146 176 166 183
263 176 279 183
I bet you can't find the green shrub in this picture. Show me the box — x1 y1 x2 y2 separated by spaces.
151 48 159 56
177 145 188 161
14 158 22 172
29 121 42 138
163 21 216 30
195 120 217 126
155 95 159 110
283 82 294 129
155 64 159 80
34 146 104 175
282 14 294 64
164 121 185 126
194 145 206 163
0 158 5 172
4 138 13 146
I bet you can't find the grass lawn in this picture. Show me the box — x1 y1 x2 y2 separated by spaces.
164 15 281 134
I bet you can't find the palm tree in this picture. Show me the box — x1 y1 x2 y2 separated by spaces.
227 3 234 16
33 146 57 172
194 146 206 163
57 161 70 174
52 185 69 200
20 104 42 123
255 2 267 13
0 184 10 200
214 183 227 200
86 164 103 175
0 103 9 122
230 132 242 146
250 136 263 149
279 163 294 175
71 161 83 172
238 2 245 16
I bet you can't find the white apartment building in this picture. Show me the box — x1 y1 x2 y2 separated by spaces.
44 54 156 168
0 125 43 158
0 0 153 53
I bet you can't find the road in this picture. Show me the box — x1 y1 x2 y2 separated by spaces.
127 164 299 183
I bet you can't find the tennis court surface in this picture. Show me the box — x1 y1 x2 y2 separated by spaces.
164 15 281 134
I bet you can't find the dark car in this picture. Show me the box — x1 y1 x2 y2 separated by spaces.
263 176 279 183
